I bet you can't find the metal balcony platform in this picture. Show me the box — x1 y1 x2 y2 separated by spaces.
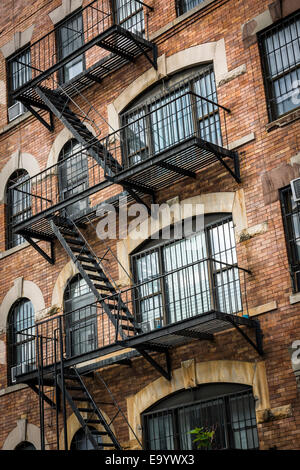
109 136 240 195
119 311 263 353
13 24 157 110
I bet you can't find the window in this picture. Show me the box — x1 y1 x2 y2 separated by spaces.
176 0 205 16
70 427 103 450
142 383 259 450
64 274 97 357
7 46 31 120
57 10 85 83
131 214 241 330
6 170 31 249
280 185 300 292
121 65 221 168
8 298 35 383
259 11 300 121
58 139 89 217
15 441 36 451
116 0 145 36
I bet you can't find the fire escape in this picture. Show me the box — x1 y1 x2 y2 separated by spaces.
7 0 263 450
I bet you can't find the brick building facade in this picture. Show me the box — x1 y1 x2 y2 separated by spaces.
0 0 300 451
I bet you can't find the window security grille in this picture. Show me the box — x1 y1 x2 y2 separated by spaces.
131 215 241 328
143 385 259 450
176 0 205 16
121 65 221 168
280 185 300 292
259 11 300 121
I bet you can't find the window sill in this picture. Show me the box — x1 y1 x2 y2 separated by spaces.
0 111 32 135
0 383 28 396
0 241 30 260
266 107 300 132
290 292 300 305
150 0 217 41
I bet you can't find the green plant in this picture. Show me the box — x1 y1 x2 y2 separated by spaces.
189 426 215 449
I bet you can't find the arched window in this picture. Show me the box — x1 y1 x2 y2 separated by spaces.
15 441 36 450
131 214 241 331
58 139 89 217
120 64 220 168
8 298 35 383
70 427 103 450
6 170 31 249
64 274 97 357
142 383 259 450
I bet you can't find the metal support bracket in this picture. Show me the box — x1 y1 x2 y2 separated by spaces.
136 347 172 381
225 316 264 356
22 235 55 265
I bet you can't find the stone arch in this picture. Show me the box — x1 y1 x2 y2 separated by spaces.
59 408 116 450
2 419 47 450
0 277 45 332
126 360 270 442
0 151 40 203
51 260 79 309
47 123 97 168
116 190 247 284
108 40 231 130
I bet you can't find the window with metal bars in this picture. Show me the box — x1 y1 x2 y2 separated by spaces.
175 0 206 16
58 139 89 217
120 64 221 168
64 274 98 357
8 298 35 384
7 46 31 105
131 214 241 330
56 10 85 84
280 185 300 292
70 426 103 450
115 0 145 36
142 383 259 450
6 170 31 250
258 11 300 121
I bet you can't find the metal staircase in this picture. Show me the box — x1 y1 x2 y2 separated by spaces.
50 216 141 340
58 367 121 450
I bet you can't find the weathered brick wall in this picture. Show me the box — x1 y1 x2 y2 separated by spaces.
0 0 300 450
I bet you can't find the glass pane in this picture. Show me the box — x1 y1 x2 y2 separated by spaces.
179 0 205 14
117 0 145 35
11 299 35 370
59 13 84 81
150 87 193 153
11 48 32 91
229 394 259 450
146 414 174 450
163 232 210 323
124 107 148 165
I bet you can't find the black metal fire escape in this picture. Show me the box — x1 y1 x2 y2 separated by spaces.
7 0 264 450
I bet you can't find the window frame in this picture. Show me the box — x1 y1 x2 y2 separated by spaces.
63 274 98 357
258 10 300 122
56 9 86 84
175 0 206 17
8 298 36 384
142 383 259 450
120 64 220 168
6 169 32 250
131 214 241 329
280 185 300 292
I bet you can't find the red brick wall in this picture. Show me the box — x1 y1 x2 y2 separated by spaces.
0 0 300 450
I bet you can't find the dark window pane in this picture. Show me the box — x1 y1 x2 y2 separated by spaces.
6 170 31 249
259 12 300 120
177 0 205 15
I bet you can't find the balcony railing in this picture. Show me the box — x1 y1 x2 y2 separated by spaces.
9 0 155 103
8 258 252 381
104 90 240 191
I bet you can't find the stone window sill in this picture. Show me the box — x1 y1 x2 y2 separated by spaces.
266 107 300 132
0 241 30 260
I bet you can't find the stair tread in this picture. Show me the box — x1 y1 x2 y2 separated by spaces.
77 255 97 263
64 238 85 245
78 407 94 412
